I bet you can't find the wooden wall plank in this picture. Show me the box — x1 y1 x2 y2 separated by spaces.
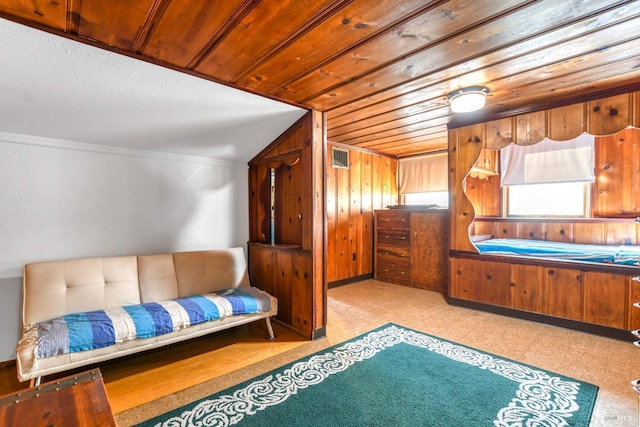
588 93 633 136
326 144 396 283
349 150 362 277
548 103 585 141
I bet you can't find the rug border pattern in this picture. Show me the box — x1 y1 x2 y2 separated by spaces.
149 324 595 427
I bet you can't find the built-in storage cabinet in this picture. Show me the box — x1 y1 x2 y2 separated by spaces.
449 257 510 305
375 209 448 293
375 210 411 286
543 267 583 321
510 264 545 313
410 211 448 293
448 89 640 340
583 271 627 329
450 256 639 331
247 111 325 339
248 244 313 333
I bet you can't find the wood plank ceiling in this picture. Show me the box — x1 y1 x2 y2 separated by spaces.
1 0 640 158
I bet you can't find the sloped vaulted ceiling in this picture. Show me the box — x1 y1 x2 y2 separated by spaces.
1 0 640 158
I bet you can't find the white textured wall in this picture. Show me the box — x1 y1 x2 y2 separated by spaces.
0 133 249 362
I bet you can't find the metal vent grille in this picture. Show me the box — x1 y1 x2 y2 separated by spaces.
331 147 349 169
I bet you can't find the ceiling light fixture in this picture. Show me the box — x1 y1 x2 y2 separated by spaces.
447 86 489 113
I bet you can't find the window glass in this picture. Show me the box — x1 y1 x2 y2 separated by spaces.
506 182 587 217
404 191 449 207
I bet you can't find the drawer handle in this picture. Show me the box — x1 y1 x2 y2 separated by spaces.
398 236 406 240
633 276 640 282
399 271 405 275
634 302 640 309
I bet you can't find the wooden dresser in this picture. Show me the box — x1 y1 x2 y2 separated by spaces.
374 208 448 293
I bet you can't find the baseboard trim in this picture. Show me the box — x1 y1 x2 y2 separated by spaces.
0 359 16 369
328 274 373 289
448 297 635 342
312 326 327 340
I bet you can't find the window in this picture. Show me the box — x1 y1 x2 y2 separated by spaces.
506 182 588 217
404 191 449 207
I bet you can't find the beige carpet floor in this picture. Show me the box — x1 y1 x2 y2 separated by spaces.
116 280 640 427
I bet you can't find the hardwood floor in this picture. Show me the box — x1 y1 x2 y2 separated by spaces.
2 280 640 426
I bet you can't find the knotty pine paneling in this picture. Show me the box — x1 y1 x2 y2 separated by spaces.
326 144 397 284
141 0 248 66
248 112 324 339
594 128 640 217
463 128 640 248
464 175 500 217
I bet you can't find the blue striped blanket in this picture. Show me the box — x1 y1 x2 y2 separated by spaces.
35 287 271 360
475 238 640 266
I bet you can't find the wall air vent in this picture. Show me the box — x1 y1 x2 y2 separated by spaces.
331 147 349 169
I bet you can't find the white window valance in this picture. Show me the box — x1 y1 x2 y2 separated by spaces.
398 152 448 194
500 133 595 187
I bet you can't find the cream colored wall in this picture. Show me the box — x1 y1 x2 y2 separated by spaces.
0 132 249 361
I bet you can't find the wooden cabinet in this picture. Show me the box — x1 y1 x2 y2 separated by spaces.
583 271 627 329
410 211 448 293
449 256 510 305
510 264 545 312
375 210 411 286
247 111 324 339
375 209 448 292
248 243 313 333
450 254 640 332
543 267 583 321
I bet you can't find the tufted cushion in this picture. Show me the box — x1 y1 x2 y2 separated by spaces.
23 256 139 325
137 254 178 303
173 248 250 297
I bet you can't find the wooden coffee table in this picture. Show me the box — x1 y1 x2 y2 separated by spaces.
0 369 116 426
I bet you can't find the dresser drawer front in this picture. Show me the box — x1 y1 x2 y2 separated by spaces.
376 212 410 229
377 230 410 246
376 260 411 285
377 245 410 260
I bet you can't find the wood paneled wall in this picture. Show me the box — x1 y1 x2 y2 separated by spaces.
326 143 398 284
248 111 325 339
465 128 640 246
450 90 640 253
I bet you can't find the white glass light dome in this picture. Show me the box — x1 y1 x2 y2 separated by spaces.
447 86 489 113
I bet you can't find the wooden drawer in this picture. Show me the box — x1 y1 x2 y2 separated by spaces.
376 259 411 285
376 212 410 230
377 245 410 260
377 229 410 246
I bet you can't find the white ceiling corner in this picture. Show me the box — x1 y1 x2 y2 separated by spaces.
0 18 307 163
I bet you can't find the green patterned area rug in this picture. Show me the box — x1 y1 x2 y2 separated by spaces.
137 324 598 427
